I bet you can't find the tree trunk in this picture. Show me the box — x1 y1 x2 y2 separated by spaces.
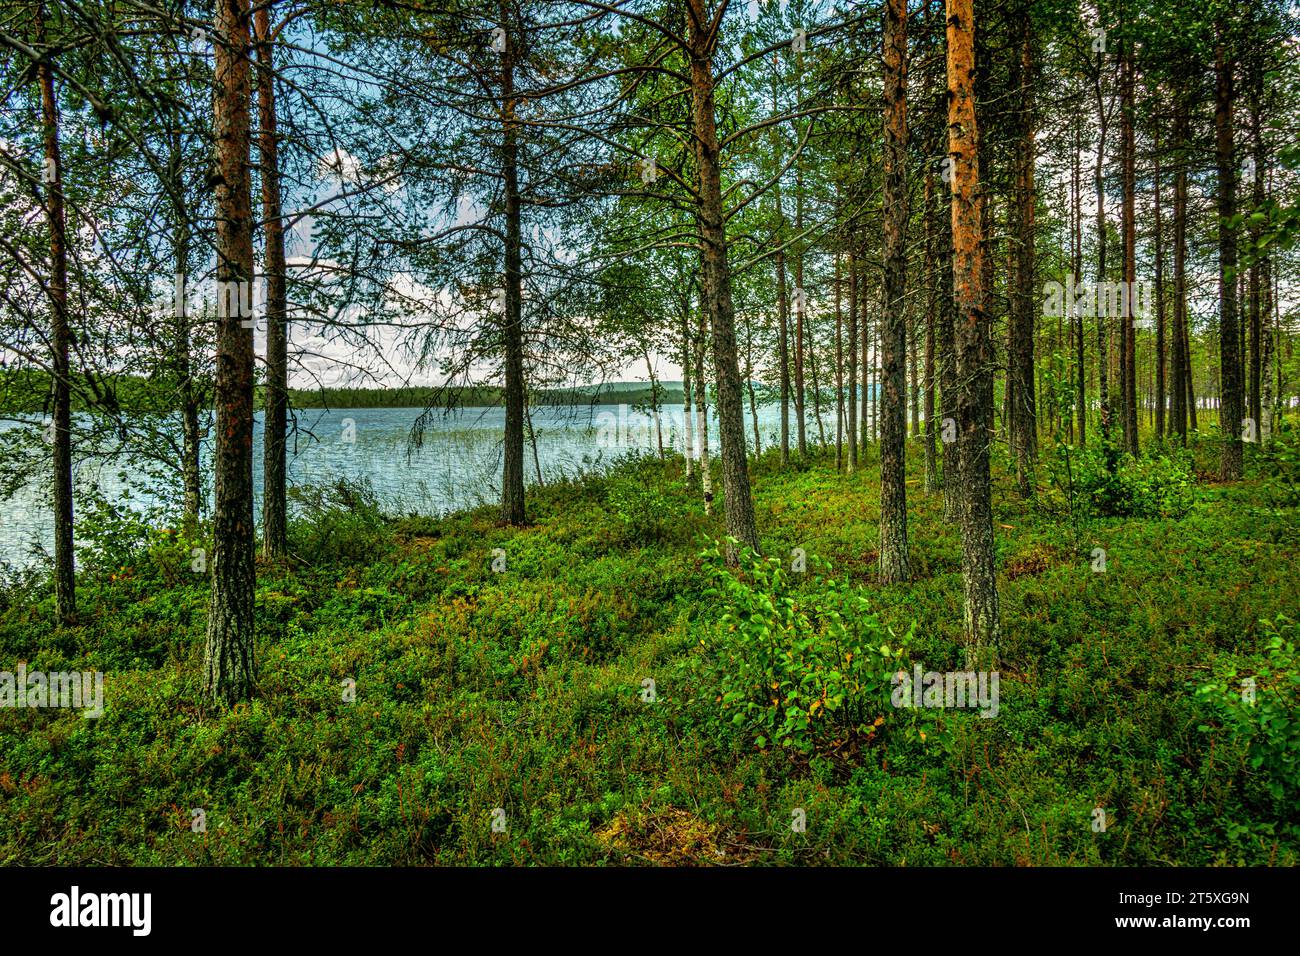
688 0 759 555
256 4 289 558
1009 14 1037 494
205 0 258 704
1093 44 1112 445
694 302 713 514
744 313 761 455
947 0 998 666
1154 124 1166 440
680 298 694 477
1121 37 1138 455
847 250 859 471
1072 116 1086 445
923 166 939 495
776 239 791 465
1172 94 1189 443
1215 24 1243 480
835 252 844 470
500 17 527 524
37 7 75 627
879 0 910 584
1248 52 1265 437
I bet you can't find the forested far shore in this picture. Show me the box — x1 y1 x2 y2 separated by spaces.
0 370 686 413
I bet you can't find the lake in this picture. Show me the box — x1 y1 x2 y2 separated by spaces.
0 399 856 569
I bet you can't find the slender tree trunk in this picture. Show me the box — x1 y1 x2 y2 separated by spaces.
1261 272 1275 443
939 168 959 523
744 314 761 455
1215 24 1243 480
680 299 694 477
1154 124 1166 440
847 250 859 471
1010 14 1037 494
1248 53 1265 436
525 395 543 486
879 0 910 584
687 4 758 553
164 127 202 535
644 348 664 459
861 272 870 453
1172 95 1189 443
500 18 527 524
256 4 288 558
205 0 257 704
37 6 75 626
1121 37 1138 455
947 0 998 666
793 169 807 457
776 236 791 465
1073 116 1086 444
835 253 844 470
694 302 713 514
924 166 939 495
174 233 202 534
809 316 826 447
1094 46 1112 445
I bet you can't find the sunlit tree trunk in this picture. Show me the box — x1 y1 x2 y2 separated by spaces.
947 0 998 666
205 0 257 704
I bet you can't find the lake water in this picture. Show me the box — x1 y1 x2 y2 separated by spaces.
0 399 854 569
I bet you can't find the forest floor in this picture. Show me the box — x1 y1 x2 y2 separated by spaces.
1 433 1298 865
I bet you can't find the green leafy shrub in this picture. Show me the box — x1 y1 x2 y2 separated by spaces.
289 477 392 566
1071 443 1195 518
695 540 909 754
75 484 169 576
1196 615 1300 807
605 474 689 545
1252 423 1300 507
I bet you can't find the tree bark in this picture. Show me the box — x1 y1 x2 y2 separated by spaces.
879 0 910 584
688 0 759 555
1172 93 1189 443
835 252 844 470
847 249 859 471
1093 41 1112 445
1009 13 1037 494
1121 36 1138 455
36 5 75 626
500 14 527 525
947 0 998 666
694 301 713 514
680 296 694 478
1215 23 1243 480
205 0 258 704
1154 122 1166 440
1072 115 1085 445
256 4 288 557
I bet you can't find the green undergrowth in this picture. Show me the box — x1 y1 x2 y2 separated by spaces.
1 431 1297 865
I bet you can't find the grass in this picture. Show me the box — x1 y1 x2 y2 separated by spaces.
1 430 1297 866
